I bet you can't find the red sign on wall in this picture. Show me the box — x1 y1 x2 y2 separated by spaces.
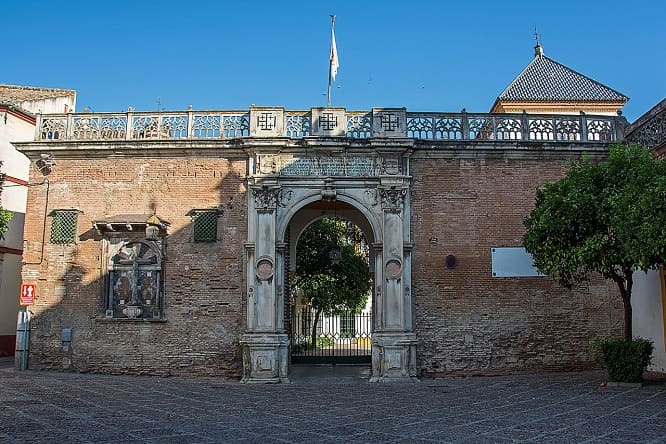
19 284 36 306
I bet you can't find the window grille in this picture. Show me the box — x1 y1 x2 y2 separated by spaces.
191 210 219 242
50 210 78 244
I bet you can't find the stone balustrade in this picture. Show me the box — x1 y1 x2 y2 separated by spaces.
35 107 622 143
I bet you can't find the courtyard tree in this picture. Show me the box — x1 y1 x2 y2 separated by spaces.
523 144 666 341
295 218 372 349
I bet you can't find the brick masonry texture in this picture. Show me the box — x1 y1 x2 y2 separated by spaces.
410 155 622 377
21 149 623 378
23 156 248 377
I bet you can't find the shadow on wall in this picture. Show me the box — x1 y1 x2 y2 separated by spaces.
23 162 248 377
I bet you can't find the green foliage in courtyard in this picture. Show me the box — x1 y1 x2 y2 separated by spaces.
523 144 666 341
291 337 336 354
295 218 371 348
593 337 654 382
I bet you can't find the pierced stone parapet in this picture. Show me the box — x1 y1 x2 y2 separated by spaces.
33 108 621 144
625 99 666 151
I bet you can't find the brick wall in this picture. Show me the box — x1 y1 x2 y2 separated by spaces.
21 147 624 378
23 156 247 376
411 154 623 377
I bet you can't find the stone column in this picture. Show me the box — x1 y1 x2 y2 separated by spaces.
240 185 289 383
371 184 418 382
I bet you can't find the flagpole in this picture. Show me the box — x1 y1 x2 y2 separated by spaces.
327 15 336 108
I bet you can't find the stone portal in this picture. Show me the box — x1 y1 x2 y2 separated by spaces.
240 107 417 382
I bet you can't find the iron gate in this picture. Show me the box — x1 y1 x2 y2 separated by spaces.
291 310 372 364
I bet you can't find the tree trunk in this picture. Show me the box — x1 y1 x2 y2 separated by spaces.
622 295 632 341
613 271 633 341
310 308 322 350
623 271 633 341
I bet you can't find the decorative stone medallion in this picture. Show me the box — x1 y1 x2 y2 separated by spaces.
256 257 274 281
385 259 402 279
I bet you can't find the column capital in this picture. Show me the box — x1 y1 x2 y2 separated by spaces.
378 186 407 212
251 186 293 211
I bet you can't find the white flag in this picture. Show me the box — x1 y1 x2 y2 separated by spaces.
330 26 339 81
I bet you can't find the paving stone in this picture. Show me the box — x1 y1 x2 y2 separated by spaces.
0 369 664 443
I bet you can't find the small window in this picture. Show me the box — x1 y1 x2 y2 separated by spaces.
50 210 78 244
190 210 219 242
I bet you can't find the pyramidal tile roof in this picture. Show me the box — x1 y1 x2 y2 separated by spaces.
497 46 628 103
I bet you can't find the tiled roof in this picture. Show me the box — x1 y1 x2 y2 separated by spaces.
497 48 628 102
0 84 75 104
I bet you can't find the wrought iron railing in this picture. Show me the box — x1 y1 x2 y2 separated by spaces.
291 310 371 364
34 108 620 143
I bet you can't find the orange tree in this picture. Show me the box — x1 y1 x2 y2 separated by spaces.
295 218 371 348
523 144 666 341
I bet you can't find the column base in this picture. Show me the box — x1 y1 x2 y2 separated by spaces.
370 332 419 383
240 332 290 383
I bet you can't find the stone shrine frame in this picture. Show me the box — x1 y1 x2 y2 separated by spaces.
106 240 162 319
240 139 418 383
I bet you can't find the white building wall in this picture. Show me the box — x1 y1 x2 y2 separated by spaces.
0 93 74 346
0 113 34 341
0 115 33 201
632 269 666 373
16 96 75 115
0 255 23 337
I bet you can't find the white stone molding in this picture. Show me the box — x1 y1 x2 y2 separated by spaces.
311 107 346 137
249 107 284 138
372 108 407 138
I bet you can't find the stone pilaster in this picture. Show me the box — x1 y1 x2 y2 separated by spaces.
371 182 418 382
241 184 290 383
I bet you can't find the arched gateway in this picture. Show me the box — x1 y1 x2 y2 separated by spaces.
240 108 417 382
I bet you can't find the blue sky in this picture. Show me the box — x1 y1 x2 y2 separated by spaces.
4 0 664 122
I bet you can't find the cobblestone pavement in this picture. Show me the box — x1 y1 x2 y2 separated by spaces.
0 364 665 443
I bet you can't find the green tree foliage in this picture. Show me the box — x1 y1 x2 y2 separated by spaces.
295 218 372 348
0 209 12 239
0 175 13 239
523 144 666 340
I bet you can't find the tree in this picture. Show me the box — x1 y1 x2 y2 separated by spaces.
295 218 372 348
523 144 666 341
0 173 13 239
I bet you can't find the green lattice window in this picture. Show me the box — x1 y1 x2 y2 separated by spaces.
191 210 219 242
50 210 78 244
